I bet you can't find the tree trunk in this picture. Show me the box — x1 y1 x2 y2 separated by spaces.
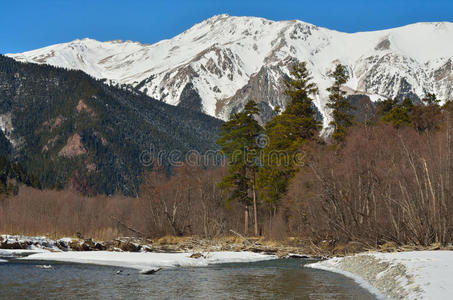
244 205 249 236
268 208 272 237
252 176 258 236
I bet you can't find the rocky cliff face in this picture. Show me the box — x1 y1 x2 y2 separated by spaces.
8 15 453 125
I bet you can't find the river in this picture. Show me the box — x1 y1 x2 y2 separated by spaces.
0 258 376 299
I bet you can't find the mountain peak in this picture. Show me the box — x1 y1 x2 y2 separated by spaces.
7 16 453 126
71 37 98 43
208 13 230 20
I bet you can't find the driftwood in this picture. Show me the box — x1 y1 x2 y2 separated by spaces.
229 229 252 245
110 215 146 237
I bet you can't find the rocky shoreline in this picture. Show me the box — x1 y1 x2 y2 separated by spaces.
308 254 413 299
2 234 452 260
0 235 314 259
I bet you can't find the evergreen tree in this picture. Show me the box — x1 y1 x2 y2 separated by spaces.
257 62 320 212
283 62 320 139
326 64 354 142
381 98 413 128
376 98 398 116
422 93 440 105
0 155 40 198
217 100 263 236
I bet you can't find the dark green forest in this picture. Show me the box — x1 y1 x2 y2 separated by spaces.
0 55 222 196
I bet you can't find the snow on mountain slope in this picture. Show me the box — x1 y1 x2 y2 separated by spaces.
8 15 453 125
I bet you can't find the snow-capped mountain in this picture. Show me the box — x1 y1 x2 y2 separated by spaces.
8 14 453 125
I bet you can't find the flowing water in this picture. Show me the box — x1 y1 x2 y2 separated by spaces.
0 258 376 299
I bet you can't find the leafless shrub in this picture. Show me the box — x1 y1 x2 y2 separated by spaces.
0 163 244 239
287 122 453 246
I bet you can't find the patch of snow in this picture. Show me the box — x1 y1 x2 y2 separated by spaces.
307 258 389 300
20 251 276 272
368 93 386 102
0 249 48 257
0 234 67 251
57 237 75 243
307 251 453 300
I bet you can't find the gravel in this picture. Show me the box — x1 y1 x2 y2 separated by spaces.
308 254 424 300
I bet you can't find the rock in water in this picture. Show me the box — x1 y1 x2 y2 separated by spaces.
36 265 52 269
140 268 162 275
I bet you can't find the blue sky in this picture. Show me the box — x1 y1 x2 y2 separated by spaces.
1 0 452 54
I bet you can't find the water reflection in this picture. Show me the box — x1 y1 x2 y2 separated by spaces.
0 258 376 299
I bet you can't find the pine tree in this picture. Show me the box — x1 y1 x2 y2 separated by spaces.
217 100 263 236
376 98 398 116
326 64 354 142
283 62 320 139
422 93 440 105
381 98 413 128
257 62 320 213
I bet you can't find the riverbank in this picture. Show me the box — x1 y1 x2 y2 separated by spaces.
2 234 453 258
0 235 279 273
0 234 316 258
308 251 453 300
3 234 452 299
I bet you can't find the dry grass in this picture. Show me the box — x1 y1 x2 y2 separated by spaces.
155 235 191 245
215 235 244 244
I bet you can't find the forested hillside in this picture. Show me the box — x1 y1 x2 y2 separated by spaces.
0 55 222 196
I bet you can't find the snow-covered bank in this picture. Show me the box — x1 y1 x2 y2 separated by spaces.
0 235 71 251
20 251 276 271
0 234 280 272
0 249 48 257
307 251 453 300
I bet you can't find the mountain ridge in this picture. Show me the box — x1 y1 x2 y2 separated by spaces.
7 15 453 125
